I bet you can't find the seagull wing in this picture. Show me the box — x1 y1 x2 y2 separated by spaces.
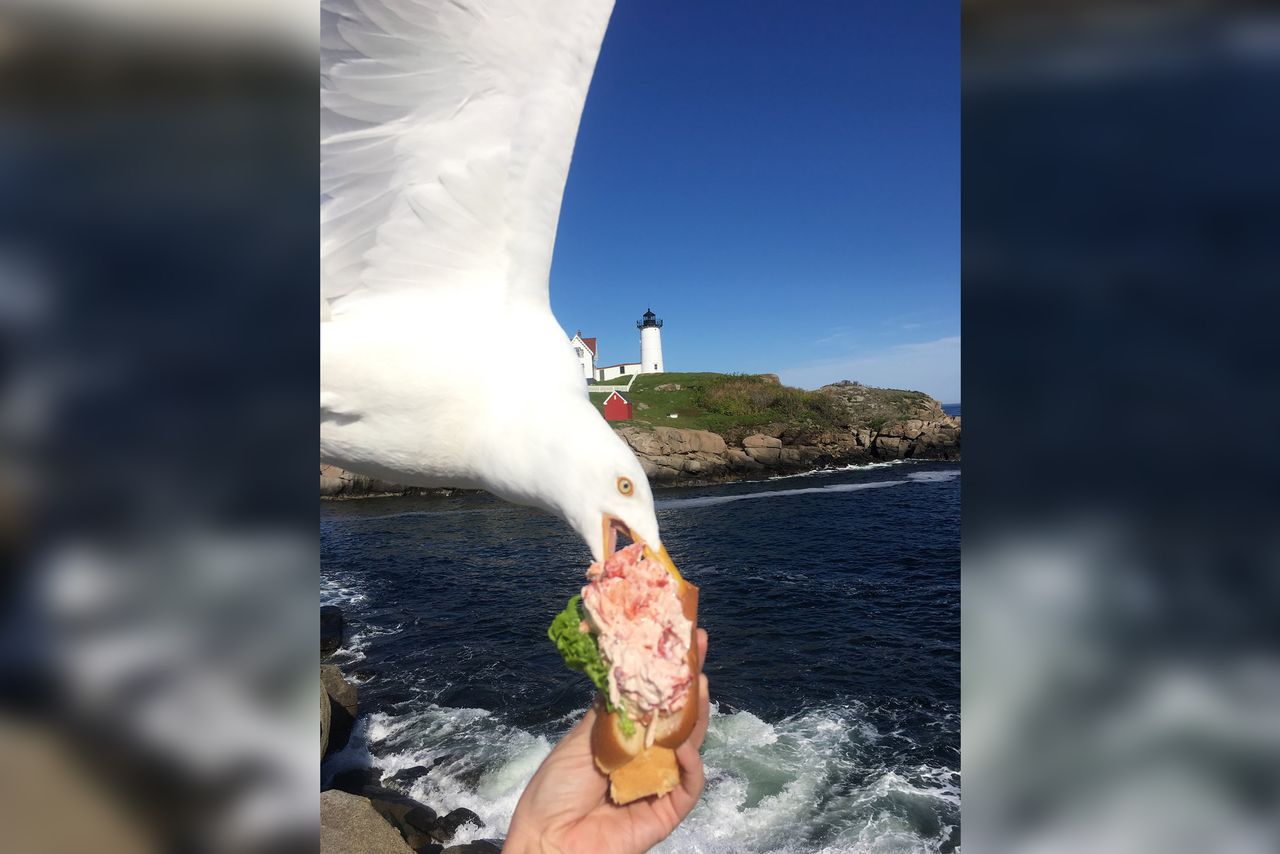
321 0 615 315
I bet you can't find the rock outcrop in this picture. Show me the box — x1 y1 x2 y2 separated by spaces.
321 680 332 758
321 790 415 854
611 386 959 483
322 665 358 757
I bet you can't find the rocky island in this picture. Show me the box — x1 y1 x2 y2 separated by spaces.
321 374 959 497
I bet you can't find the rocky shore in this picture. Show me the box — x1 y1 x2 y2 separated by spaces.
321 380 959 497
616 381 958 484
320 606 502 854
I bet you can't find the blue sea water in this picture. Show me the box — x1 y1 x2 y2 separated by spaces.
941 403 961 418
322 460 960 852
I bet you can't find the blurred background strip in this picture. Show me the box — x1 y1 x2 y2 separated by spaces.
964 2 1280 853
0 3 316 853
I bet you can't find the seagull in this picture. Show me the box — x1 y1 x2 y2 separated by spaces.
321 0 676 572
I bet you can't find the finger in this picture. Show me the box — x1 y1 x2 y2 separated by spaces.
568 703 598 738
696 627 708 672
690 674 710 752
670 728 706 819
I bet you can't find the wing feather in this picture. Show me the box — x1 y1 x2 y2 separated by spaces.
321 0 615 314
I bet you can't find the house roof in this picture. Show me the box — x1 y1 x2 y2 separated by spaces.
604 391 628 404
581 337 596 356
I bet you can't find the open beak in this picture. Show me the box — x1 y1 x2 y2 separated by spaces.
601 514 684 585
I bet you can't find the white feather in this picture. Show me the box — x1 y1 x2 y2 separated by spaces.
320 0 662 560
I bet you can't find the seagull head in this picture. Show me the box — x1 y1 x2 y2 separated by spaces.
529 405 680 579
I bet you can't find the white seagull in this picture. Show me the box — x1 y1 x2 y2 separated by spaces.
321 0 675 570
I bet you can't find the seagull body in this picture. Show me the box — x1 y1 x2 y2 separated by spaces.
321 0 667 564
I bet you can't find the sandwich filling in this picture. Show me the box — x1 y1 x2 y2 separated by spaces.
580 543 693 728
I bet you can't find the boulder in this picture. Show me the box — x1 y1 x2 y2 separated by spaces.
653 383 682 391
742 434 782 450
321 606 345 657
759 373 781 384
874 436 907 458
386 764 433 789
321 790 414 854
649 426 716 454
368 792 438 852
636 401 650 410
725 449 763 470
321 681 331 758
745 445 781 465
322 665 358 755
432 808 483 843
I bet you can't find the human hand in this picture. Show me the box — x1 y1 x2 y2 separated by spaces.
503 628 710 854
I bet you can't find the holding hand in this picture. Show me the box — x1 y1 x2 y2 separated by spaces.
504 628 710 853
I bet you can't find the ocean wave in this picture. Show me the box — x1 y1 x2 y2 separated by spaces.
335 700 958 852
765 459 912 481
656 705 958 853
321 575 367 608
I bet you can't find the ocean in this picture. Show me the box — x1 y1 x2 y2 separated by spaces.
322 459 960 853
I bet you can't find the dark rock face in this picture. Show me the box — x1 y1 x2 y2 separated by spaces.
321 665 358 756
432 807 482 843
386 764 433 789
364 787 439 852
320 790 414 854
329 767 381 794
321 605 345 658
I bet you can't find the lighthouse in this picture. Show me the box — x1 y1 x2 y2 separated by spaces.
637 308 665 374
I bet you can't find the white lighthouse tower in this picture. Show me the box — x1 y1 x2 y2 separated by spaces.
637 308 665 374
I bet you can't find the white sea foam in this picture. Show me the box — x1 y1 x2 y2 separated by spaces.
656 479 909 510
905 470 961 484
344 700 958 853
766 459 911 481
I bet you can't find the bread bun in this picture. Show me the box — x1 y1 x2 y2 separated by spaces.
591 581 700 803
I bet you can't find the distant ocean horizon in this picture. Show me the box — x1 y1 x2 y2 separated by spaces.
941 403 961 417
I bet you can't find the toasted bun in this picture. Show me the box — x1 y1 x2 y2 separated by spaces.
591 581 700 802
609 746 680 805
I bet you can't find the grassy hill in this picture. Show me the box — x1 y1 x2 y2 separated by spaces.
589 372 847 433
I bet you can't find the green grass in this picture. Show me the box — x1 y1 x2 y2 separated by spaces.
589 374 635 387
590 372 845 432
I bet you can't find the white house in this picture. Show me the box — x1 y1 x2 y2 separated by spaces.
569 331 597 381
595 361 642 382
568 307 667 384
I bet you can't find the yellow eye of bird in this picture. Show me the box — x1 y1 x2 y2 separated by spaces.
617 477 634 496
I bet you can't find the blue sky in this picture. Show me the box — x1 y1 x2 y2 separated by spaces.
549 1 959 402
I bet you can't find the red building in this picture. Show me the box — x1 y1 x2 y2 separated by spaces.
602 391 633 421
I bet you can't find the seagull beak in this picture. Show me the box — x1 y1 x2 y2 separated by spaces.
646 542 684 585
601 515 629 559
601 514 684 585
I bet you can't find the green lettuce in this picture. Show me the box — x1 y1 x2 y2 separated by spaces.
548 595 635 737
